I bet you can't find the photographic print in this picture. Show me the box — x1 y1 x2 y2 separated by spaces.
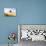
18 24 46 41
18 24 46 46
4 8 16 16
